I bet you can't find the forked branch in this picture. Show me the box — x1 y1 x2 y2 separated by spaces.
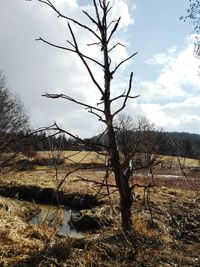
112 72 134 117
111 52 138 75
67 23 104 96
107 17 121 44
38 0 101 41
36 37 104 68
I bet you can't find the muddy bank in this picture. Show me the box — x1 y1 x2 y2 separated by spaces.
69 206 115 231
0 183 100 210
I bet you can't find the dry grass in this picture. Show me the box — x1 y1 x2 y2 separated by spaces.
163 155 200 167
0 196 42 265
0 151 200 266
36 150 106 164
0 196 74 266
43 151 200 168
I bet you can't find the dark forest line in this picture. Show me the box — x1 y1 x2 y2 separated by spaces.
17 130 200 160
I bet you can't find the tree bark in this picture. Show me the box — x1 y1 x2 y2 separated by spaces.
106 121 133 231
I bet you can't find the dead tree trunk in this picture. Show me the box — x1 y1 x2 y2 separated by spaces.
106 115 133 230
101 1 133 230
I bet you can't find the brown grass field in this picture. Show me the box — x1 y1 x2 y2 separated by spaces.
0 151 200 266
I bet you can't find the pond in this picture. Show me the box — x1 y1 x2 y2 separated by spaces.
30 203 83 238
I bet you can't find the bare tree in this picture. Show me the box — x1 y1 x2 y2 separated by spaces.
0 72 29 171
115 115 162 177
34 0 139 231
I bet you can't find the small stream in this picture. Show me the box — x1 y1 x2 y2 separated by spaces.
30 204 83 238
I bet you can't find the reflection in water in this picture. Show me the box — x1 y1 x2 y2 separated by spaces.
30 204 82 238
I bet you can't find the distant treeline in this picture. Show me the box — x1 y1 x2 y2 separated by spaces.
16 131 200 160
157 132 200 159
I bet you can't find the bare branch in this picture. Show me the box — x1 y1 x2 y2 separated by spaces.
57 167 80 189
112 72 134 117
107 19 120 29
130 183 157 191
112 52 138 75
36 37 104 68
67 23 104 95
35 37 75 52
66 40 76 49
108 42 126 53
34 122 108 150
67 22 78 47
87 41 101 47
93 0 102 27
98 0 104 10
42 93 103 113
38 0 101 41
82 10 99 27
111 91 139 103
107 17 121 44
53 122 108 149
76 175 117 189
88 108 106 122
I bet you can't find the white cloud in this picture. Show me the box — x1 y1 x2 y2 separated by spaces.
140 37 200 101
145 47 177 65
129 99 200 134
137 103 179 129
110 0 134 29
164 96 200 109
57 0 78 9
129 36 200 133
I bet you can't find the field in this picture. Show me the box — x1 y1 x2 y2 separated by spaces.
0 151 200 266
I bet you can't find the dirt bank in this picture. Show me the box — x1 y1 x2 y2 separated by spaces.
0 183 100 210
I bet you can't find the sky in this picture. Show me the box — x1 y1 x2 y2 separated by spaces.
0 0 199 137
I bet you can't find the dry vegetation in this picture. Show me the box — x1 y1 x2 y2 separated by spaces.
0 151 200 266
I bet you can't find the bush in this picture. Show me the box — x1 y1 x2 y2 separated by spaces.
15 159 35 171
32 157 64 166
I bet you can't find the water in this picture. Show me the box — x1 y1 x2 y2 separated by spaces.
30 204 82 238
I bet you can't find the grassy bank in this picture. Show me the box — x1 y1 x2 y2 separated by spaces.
0 152 200 266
